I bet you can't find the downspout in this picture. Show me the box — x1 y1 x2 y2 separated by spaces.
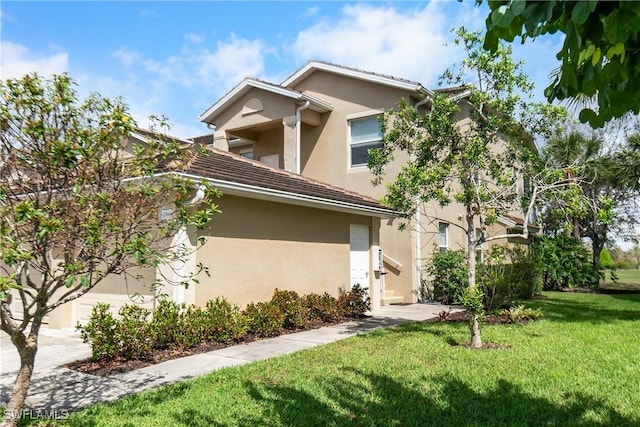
295 100 311 174
206 124 216 148
413 95 430 301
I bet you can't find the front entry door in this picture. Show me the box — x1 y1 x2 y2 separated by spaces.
350 225 370 290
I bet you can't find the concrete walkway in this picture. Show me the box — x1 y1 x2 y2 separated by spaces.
0 303 455 414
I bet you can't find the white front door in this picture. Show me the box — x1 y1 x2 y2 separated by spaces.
350 225 370 290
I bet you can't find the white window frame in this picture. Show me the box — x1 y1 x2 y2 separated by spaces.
347 112 384 170
438 222 448 253
475 228 484 262
238 147 254 160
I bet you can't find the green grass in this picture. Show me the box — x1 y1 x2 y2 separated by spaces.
58 292 640 426
600 269 640 291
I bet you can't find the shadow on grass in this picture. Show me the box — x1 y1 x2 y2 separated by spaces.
526 293 640 324
238 369 636 427
59 381 193 427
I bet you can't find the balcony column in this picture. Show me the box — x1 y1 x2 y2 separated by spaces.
213 133 229 151
282 115 297 173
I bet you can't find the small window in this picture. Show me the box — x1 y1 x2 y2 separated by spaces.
239 148 253 160
438 222 448 253
349 116 383 167
475 228 484 262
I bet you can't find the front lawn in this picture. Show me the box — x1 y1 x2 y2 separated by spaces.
59 292 640 426
601 269 640 291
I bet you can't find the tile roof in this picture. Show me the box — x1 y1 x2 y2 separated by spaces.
435 85 470 96
281 60 430 95
185 147 392 213
282 59 423 88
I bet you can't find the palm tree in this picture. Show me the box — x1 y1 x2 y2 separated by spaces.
541 131 625 276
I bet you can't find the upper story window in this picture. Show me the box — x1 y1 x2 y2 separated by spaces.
349 116 383 168
438 222 449 253
238 148 254 160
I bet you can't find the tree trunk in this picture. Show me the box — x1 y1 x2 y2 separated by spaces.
466 205 482 348
470 314 482 348
1 320 41 427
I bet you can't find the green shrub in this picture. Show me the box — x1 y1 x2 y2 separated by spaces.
304 292 343 323
117 304 152 360
176 305 208 349
501 305 544 323
427 249 468 304
531 234 599 289
202 297 248 343
459 286 484 316
79 303 152 360
615 259 636 270
78 303 119 361
244 301 284 337
338 284 370 318
478 246 542 311
599 248 614 269
270 289 308 329
149 299 182 350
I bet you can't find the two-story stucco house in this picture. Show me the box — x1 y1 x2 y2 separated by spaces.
22 61 527 329
8 127 395 329
196 60 508 307
198 61 536 304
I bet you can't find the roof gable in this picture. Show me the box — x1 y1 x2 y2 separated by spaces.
282 60 431 95
199 78 332 124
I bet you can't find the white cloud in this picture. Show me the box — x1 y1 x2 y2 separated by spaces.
291 3 467 86
298 6 320 21
83 34 272 139
112 47 141 69
197 34 269 90
0 41 68 79
185 33 204 44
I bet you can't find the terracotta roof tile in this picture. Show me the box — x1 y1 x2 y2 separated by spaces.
283 59 423 88
186 147 391 212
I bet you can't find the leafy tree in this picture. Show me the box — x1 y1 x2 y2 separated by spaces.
369 28 568 348
531 235 599 290
599 247 614 269
482 1 640 127
0 74 220 426
612 133 640 192
631 245 640 270
540 129 637 278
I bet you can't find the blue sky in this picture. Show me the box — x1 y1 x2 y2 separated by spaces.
1 1 562 139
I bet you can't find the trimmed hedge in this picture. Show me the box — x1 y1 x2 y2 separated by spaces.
79 286 370 362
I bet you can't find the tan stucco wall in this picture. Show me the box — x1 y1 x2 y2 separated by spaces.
213 90 297 138
206 70 525 304
194 195 378 308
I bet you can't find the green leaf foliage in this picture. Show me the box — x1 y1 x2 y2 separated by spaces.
531 234 600 289
427 250 469 305
482 0 640 127
0 74 220 355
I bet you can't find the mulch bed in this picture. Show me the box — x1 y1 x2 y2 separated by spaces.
424 309 530 326
423 309 537 350
65 340 233 377
67 308 538 376
65 318 363 377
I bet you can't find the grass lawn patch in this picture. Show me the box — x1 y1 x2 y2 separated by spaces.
56 292 640 426
600 269 640 292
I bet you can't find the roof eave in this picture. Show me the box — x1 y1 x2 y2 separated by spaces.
175 172 396 218
283 61 430 95
199 78 333 124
